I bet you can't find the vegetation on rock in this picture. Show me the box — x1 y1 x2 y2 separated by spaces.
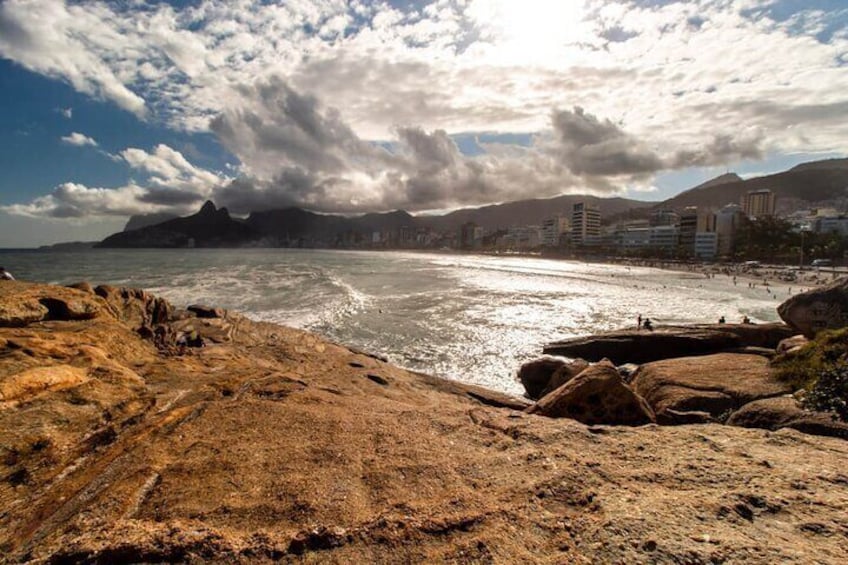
772 328 848 421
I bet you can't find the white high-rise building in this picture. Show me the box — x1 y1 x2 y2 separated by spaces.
571 203 601 246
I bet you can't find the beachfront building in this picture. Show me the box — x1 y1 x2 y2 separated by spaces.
497 226 542 250
541 215 570 247
571 203 601 246
816 216 848 236
650 208 679 227
649 225 679 248
459 222 483 249
715 204 745 255
694 232 719 259
678 207 698 250
741 189 776 218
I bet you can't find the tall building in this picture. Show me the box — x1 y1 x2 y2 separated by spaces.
715 203 745 255
571 203 601 246
459 222 483 249
678 207 699 249
541 215 569 247
741 189 776 218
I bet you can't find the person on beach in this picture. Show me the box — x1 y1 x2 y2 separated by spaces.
643 318 653 331
742 315 751 324
718 316 726 324
0 267 14 281
637 314 642 330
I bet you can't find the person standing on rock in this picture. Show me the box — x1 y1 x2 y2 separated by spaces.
0 267 14 281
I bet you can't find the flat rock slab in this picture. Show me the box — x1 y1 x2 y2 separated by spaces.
544 323 793 365
631 353 792 419
728 396 848 439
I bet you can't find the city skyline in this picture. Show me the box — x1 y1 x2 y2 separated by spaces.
1 0 847 246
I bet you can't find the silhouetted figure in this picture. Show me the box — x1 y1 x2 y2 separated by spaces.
643 318 653 331
718 316 726 324
637 314 642 330
742 315 751 324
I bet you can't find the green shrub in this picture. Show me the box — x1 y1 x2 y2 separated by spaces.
772 328 848 421
804 364 848 421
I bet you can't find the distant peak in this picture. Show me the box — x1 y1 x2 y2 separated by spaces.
199 200 217 215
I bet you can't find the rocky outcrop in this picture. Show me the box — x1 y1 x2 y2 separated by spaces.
528 360 655 426
94 285 173 328
0 282 103 327
631 353 792 420
3 282 848 564
517 356 588 399
778 276 848 338
728 396 848 439
543 323 793 365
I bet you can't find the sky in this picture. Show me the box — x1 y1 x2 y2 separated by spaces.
0 0 846 247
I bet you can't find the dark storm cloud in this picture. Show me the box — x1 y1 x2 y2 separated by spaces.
671 134 764 168
552 106 665 176
138 188 205 206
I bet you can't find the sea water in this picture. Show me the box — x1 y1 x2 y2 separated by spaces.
0 248 796 395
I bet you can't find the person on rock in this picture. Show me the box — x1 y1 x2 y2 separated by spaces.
642 317 653 331
0 267 14 281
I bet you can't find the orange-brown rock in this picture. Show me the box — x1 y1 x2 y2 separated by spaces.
1 282 848 563
544 323 793 364
728 396 848 439
517 357 588 399
778 276 848 337
529 360 655 426
631 353 792 420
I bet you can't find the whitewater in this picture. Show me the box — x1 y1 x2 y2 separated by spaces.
0 248 796 395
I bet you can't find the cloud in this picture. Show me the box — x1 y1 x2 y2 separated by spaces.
0 0 147 116
60 107 72 119
1 0 847 222
61 132 97 147
551 106 664 177
1 144 227 218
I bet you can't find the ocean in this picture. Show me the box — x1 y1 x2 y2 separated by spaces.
0 248 795 395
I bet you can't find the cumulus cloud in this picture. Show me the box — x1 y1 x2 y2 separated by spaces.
2 144 226 218
1 0 847 222
61 132 97 147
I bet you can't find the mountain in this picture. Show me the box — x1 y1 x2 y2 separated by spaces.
660 159 848 212
424 195 653 232
124 212 180 232
97 201 261 248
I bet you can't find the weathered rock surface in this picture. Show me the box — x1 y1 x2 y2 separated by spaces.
529 360 655 426
94 284 173 328
544 323 794 365
631 353 792 420
778 276 848 338
2 282 848 564
728 396 848 439
517 357 588 399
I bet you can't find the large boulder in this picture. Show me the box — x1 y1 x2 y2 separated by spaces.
528 360 655 426
778 276 848 338
517 357 588 400
631 353 792 420
543 323 793 365
727 396 848 439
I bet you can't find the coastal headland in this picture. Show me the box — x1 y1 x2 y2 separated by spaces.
1 281 847 563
